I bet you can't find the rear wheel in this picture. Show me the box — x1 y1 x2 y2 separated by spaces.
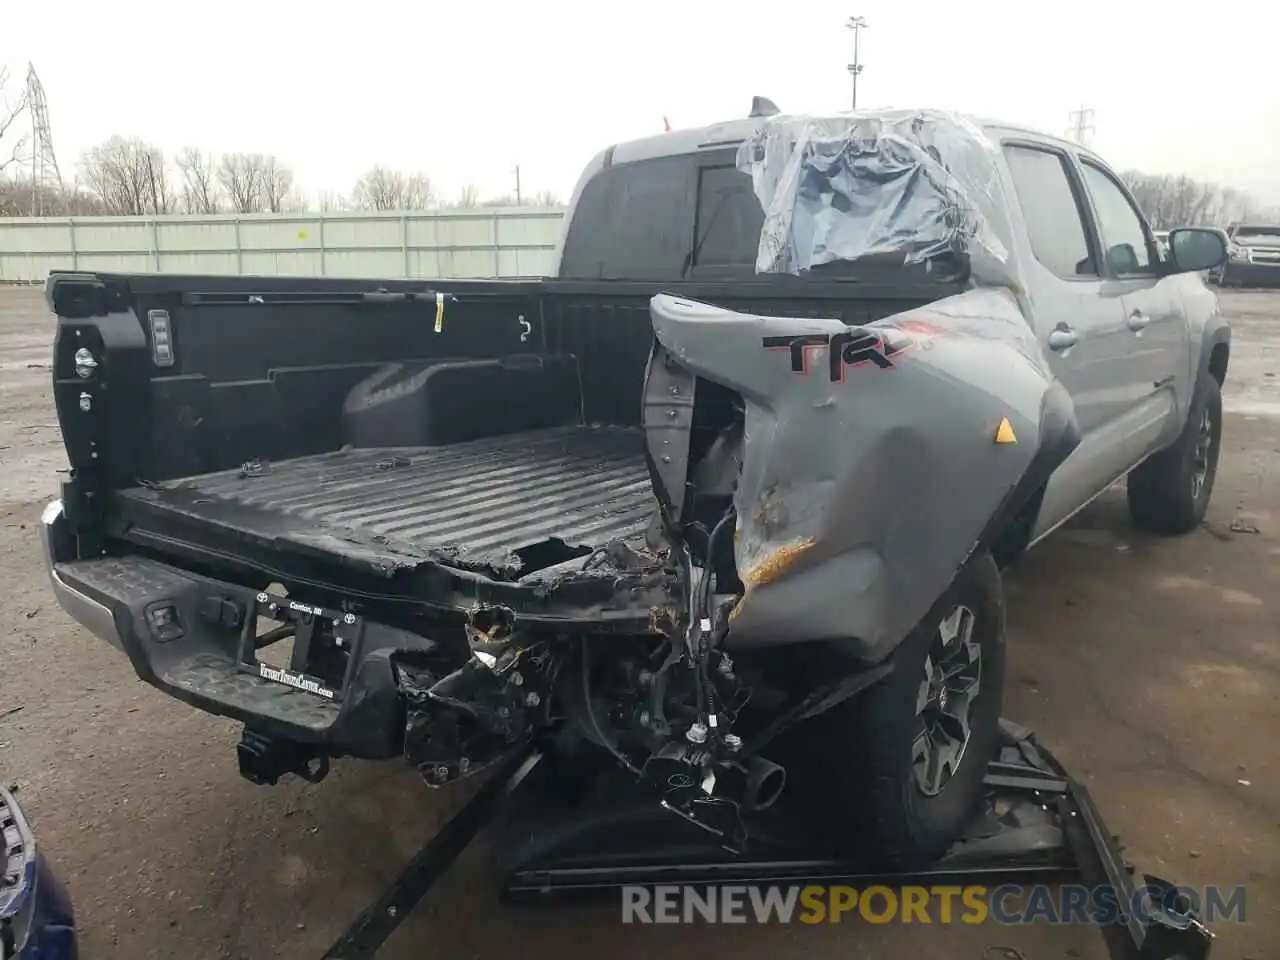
797 554 1006 869
1127 375 1222 535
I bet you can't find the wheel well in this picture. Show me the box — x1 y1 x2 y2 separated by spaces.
1208 342 1229 385
990 483 1047 570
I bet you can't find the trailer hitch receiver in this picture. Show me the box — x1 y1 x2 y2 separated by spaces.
237 728 330 785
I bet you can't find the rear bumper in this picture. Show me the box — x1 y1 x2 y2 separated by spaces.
39 500 415 758
39 501 122 653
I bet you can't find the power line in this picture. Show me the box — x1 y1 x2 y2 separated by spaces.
845 15 868 111
1066 105 1095 147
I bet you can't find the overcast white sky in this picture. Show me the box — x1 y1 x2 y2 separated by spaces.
4 0 1278 205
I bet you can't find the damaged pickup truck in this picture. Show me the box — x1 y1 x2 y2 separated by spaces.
40 107 1231 868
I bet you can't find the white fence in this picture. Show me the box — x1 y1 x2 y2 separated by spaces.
0 208 569 283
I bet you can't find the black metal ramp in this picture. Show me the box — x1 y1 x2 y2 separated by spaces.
318 721 1213 960
117 425 654 578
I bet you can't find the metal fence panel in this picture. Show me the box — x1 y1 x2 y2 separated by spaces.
0 209 567 282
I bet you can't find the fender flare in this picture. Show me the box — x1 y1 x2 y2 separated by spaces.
1199 319 1230 386
975 378 1080 558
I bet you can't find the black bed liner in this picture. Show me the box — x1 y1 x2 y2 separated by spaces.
115 425 655 580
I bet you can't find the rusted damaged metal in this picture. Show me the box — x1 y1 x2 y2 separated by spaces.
649 287 1054 661
649 605 680 637
742 538 818 588
466 604 516 641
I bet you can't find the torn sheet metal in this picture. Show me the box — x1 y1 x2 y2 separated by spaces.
650 290 1064 663
736 109 1014 285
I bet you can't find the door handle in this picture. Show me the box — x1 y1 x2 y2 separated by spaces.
1048 327 1078 351
1128 311 1150 332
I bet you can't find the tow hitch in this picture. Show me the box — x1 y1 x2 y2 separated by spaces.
319 721 1213 960
237 728 330 786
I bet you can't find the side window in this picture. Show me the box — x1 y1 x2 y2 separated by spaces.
1002 145 1097 279
1079 162 1157 276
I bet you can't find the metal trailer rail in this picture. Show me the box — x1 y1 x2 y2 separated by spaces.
319 721 1212 960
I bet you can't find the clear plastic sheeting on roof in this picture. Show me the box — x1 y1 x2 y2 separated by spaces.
735 109 1013 284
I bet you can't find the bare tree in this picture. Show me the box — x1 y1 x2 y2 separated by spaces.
79 136 174 214
1120 170 1263 230
0 176 36 216
7 128 316 217
218 153 267 213
473 189 560 208
144 150 173 215
0 177 102 217
455 184 480 209
260 155 296 213
1218 187 1256 226
176 146 221 214
0 66 29 178
210 152 297 213
350 166 434 211
317 191 346 212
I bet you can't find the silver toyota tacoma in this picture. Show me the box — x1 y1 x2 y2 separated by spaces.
39 105 1230 869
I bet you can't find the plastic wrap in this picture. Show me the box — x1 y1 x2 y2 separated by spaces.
735 109 1013 284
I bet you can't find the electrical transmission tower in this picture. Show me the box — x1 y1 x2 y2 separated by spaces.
1066 105 1095 147
26 64 63 216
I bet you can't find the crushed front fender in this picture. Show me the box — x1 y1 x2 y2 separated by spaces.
649 289 1078 662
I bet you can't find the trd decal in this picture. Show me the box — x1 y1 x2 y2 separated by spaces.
762 326 931 382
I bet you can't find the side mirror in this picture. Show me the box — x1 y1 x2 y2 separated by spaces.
1168 228 1228 274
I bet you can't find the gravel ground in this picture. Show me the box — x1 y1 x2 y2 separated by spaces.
1 284 1277 960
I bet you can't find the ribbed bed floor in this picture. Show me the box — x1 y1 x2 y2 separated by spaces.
120 425 655 578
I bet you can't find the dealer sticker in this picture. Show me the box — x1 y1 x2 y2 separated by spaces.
258 662 336 699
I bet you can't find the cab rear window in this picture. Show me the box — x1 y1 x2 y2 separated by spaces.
558 156 698 280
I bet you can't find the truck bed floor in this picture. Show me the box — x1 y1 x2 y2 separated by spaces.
116 425 655 580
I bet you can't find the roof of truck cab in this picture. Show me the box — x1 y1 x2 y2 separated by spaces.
606 110 1099 166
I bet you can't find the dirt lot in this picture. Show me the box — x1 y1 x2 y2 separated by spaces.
1 284 1277 959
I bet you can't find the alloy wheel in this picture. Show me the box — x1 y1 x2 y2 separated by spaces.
911 604 982 797
1190 407 1214 501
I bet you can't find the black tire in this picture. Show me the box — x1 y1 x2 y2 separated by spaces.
1127 375 1223 535
796 554 1006 869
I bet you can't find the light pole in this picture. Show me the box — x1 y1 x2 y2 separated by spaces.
846 15 868 111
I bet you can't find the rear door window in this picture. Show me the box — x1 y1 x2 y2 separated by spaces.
1002 145 1098 279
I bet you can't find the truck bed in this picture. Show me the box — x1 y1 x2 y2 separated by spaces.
114 425 654 581
50 272 957 593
